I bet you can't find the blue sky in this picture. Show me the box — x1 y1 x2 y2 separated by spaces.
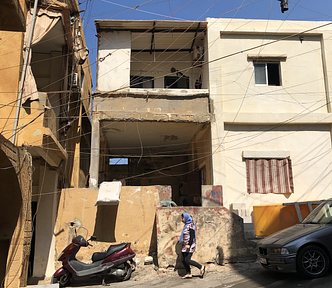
78 0 332 89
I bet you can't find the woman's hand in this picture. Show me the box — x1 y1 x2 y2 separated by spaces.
185 245 190 249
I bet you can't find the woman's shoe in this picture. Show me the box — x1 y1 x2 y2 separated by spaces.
181 274 193 279
200 266 206 278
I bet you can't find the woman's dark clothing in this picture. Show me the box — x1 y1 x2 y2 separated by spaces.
181 252 202 275
180 213 203 276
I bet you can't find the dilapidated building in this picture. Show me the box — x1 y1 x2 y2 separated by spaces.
91 18 332 237
0 0 92 286
91 20 212 207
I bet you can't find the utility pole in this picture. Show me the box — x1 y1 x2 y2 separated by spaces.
278 0 288 13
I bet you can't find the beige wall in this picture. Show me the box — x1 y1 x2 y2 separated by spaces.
97 31 131 91
207 18 332 219
54 186 163 269
0 31 23 140
0 135 32 288
224 124 332 222
220 34 326 114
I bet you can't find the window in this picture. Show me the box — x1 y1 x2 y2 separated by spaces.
80 69 84 90
254 62 281 86
130 76 154 88
164 75 189 89
109 158 128 165
244 154 294 194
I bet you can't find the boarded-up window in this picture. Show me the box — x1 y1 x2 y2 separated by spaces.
246 158 294 194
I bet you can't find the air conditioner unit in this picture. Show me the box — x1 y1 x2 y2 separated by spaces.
72 72 78 87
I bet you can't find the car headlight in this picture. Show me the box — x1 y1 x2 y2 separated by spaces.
281 248 289 255
270 247 289 255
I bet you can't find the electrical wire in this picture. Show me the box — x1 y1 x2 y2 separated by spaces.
2 1 332 184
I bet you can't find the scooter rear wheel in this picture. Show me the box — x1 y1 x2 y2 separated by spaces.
59 273 72 287
117 262 132 281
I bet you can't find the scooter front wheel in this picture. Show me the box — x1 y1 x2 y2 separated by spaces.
117 262 132 281
59 273 72 287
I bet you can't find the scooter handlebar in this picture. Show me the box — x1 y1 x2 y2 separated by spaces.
85 235 96 247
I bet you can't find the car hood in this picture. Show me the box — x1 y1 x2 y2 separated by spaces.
259 224 328 246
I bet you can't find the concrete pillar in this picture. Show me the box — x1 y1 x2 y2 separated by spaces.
33 167 58 278
71 101 82 188
207 19 228 208
89 116 100 188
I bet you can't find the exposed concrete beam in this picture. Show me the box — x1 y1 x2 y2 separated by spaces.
93 88 209 98
97 111 211 123
132 49 192 53
96 27 206 33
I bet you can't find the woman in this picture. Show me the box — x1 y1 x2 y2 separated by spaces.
179 212 205 279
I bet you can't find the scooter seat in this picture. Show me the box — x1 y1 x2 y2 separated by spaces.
92 243 128 262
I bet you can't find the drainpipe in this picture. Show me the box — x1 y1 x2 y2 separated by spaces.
12 0 39 144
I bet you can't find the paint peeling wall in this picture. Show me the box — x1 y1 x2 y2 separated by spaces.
202 185 223 207
0 135 33 288
156 207 256 268
94 94 211 123
54 185 168 269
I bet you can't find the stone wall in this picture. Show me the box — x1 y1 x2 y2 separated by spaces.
156 207 256 268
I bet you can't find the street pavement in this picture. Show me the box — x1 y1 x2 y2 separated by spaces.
66 260 332 288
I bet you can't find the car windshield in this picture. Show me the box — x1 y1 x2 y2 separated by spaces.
302 200 332 224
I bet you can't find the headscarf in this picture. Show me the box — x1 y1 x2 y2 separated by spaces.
179 213 196 243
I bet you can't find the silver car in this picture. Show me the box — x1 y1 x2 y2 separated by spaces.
257 199 332 278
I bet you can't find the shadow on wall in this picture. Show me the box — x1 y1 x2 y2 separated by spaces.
175 242 183 271
0 150 22 284
216 245 224 264
149 216 157 257
93 205 118 242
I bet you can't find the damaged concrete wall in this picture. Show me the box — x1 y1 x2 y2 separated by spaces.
97 31 131 91
156 207 256 268
54 185 168 269
202 185 223 207
0 135 32 288
94 94 210 123
187 123 211 184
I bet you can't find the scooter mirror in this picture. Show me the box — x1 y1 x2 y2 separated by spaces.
90 236 97 241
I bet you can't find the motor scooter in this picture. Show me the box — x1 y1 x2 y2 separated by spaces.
52 235 136 286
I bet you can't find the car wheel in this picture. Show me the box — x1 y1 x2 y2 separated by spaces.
296 245 329 278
